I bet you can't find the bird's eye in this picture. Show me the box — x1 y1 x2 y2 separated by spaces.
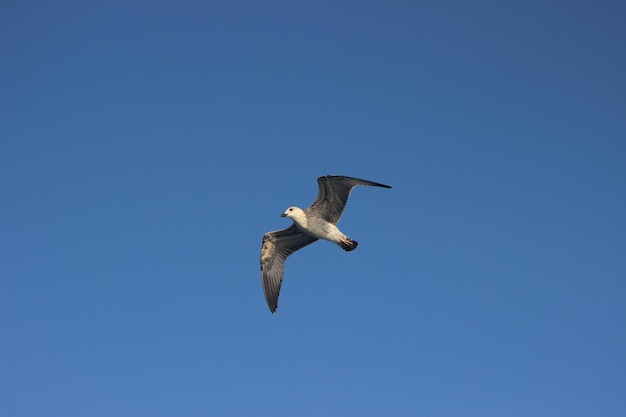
289 208 292 211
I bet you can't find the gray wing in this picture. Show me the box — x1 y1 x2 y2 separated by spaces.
261 224 318 313
307 175 392 224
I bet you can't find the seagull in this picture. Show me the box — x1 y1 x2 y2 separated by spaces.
260 175 392 313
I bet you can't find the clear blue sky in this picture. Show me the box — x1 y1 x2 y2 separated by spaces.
2 1 625 416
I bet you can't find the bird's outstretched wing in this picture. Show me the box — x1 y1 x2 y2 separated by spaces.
260 225 318 313
308 175 392 224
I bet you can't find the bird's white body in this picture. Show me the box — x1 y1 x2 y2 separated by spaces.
282 206 345 244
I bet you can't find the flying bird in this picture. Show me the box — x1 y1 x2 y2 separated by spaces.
260 175 392 313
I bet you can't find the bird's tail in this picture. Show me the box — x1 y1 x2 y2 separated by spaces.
339 237 358 251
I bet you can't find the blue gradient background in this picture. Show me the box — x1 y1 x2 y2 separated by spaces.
2 1 625 416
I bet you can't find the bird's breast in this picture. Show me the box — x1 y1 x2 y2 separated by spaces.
298 219 342 243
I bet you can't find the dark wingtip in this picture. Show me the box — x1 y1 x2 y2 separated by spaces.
320 175 392 189
368 181 392 189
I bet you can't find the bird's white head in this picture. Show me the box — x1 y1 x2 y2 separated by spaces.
281 206 306 223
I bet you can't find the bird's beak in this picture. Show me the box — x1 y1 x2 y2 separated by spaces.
280 213 287 217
